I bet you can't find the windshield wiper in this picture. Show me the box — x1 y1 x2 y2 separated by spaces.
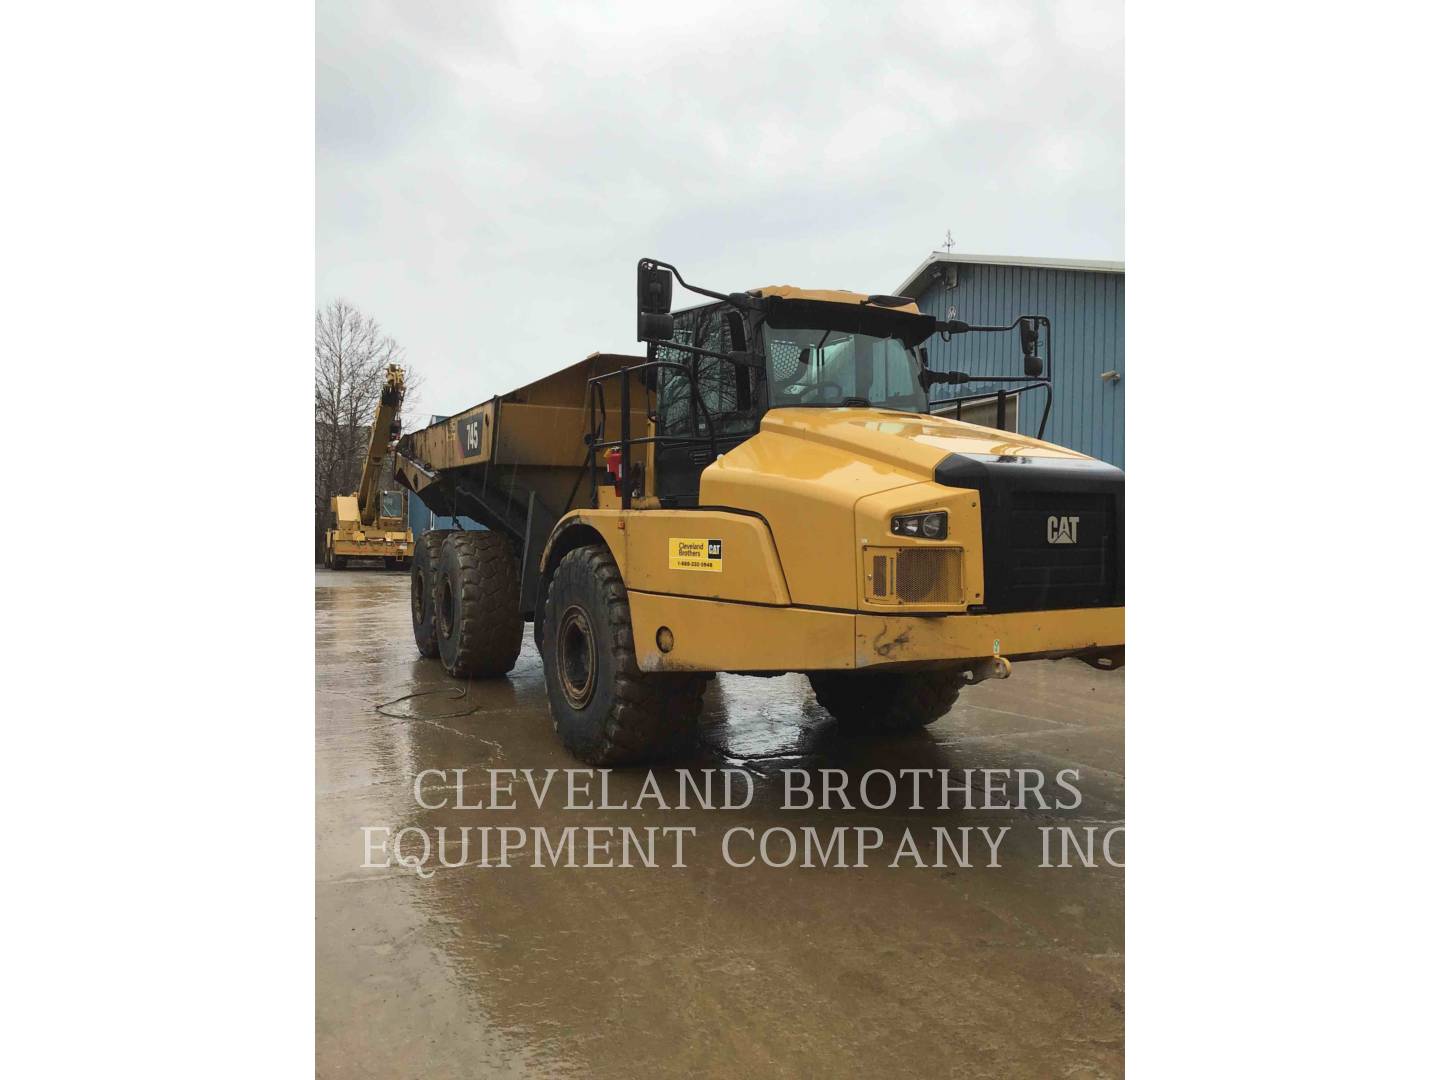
839 397 871 407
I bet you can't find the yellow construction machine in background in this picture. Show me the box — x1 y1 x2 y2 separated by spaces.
325 364 414 570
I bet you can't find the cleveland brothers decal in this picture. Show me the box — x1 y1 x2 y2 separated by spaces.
668 538 723 572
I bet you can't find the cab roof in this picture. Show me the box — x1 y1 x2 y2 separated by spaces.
748 284 922 316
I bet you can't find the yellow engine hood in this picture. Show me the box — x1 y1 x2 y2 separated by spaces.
755 408 1089 477
699 407 1092 610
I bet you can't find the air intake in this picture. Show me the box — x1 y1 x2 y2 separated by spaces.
872 554 889 598
895 549 964 604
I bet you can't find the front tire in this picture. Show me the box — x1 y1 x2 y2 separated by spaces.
808 669 965 734
541 544 708 765
435 531 523 677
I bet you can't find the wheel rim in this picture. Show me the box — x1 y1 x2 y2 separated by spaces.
557 604 597 709
437 574 456 639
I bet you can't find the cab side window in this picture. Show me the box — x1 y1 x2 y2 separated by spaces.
656 307 755 438
655 323 696 436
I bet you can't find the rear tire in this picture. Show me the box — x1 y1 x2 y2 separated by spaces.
410 530 453 658
435 531 523 677
541 544 707 765
332 555 347 571
808 669 964 734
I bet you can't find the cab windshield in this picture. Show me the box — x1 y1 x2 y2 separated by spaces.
762 327 928 414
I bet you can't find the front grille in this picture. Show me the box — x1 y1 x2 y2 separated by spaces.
872 554 888 598
996 492 1119 611
895 548 964 604
933 452 1125 615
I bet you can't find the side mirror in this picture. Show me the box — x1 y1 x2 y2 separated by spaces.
637 262 674 343
639 312 674 342
1019 317 1043 377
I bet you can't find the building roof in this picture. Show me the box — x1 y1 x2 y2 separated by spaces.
894 251 1125 300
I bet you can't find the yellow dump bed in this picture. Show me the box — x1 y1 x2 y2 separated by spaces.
396 352 651 526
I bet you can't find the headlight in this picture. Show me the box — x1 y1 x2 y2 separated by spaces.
890 511 947 540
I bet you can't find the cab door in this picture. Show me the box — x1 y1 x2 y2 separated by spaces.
653 308 758 506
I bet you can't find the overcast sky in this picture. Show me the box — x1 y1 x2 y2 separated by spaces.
317 0 1122 424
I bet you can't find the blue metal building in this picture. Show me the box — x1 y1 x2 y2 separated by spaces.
894 253 1125 468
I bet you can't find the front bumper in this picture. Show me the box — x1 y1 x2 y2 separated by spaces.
332 539 414 558
628 590 1124 674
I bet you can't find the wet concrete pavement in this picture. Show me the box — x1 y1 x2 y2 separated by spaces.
317 568 1124 1078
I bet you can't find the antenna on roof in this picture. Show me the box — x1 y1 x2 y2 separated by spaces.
942 229 955 253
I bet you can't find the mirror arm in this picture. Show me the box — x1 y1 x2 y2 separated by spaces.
931 314 1049 378
921 370 971 389
936 319 1016 335
642 257 763 311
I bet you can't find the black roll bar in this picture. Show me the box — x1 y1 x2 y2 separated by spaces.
586 357 730 510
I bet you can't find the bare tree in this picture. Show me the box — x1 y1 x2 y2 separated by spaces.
314 300 421 554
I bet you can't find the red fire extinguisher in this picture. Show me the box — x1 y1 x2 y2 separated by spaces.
604 448 623 496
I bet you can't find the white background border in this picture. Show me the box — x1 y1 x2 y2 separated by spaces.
6 1 1437 1074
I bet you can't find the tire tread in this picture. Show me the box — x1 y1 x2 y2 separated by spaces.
438 531 523 677
808 669 964 733
543 545 707 764
410 530 452 657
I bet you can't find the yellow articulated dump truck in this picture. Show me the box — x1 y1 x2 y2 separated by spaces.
326 363 415 570
396 259 1122 763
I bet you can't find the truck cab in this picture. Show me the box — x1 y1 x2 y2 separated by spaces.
645 286 1121 620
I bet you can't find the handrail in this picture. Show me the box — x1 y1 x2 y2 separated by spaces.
586 357 726 509
929 380 1054 441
